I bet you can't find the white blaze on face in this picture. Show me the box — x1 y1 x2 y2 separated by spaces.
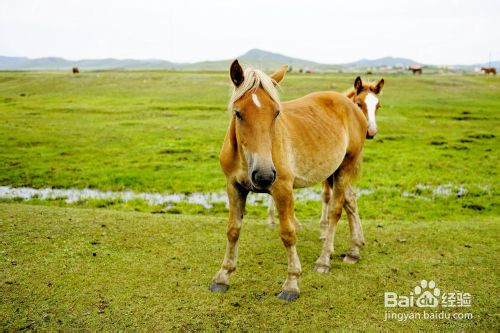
364 93 378 136
252 93 261 108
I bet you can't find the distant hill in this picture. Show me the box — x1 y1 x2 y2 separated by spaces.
0 56 31 68
182 49 320 71
0 56 178 70
343 56 419 68
0 50 498 71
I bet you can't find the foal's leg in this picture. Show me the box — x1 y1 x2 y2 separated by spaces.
272 184 302 301
319 178 333 240
314 173 347 273
270 196 301 229
209 183 248 292
343 185 365 264
267 196 276 226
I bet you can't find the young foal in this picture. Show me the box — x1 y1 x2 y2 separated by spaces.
268 76 385 237
318 77 384 264
210 60 369 301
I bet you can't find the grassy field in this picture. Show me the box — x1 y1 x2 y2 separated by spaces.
0 71 498 220
1 204 498 331
0 70 499 330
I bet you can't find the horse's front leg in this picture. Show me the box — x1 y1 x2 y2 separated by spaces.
272 184 302 301
319 179 332 240
314 173 347 273
343 185 365 264
209 182 248 292
267 196 276 226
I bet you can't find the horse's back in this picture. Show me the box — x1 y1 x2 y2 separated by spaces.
282 91 366 146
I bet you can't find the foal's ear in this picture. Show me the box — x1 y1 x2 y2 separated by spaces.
230 59 244 87
270 64 288 85
374 78 385 94
354 76 363 94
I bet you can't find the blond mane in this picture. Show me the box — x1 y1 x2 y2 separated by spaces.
228 67 280 112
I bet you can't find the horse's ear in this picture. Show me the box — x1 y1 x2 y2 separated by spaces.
230 60 244 87
374 78 385 94
271 64 288 85
354 76 363 94
346 90 356 99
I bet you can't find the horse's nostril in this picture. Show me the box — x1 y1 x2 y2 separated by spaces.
251 168 276 188
251 170 258 183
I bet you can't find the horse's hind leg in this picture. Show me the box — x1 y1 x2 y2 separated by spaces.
209 183 248 292
319 177 333 240
314 172 347 273
343 185 365 264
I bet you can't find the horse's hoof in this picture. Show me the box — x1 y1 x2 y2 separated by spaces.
277 291 300 301
313 263 330 273
319 236 326 241
209 281 229 293
342 254 360 264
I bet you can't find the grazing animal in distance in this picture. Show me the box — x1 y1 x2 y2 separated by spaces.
210 60 373 301
481 67 496 75
409 65 422 75
72 67 79 74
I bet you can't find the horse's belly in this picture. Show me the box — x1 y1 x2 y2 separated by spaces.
291 147 345 188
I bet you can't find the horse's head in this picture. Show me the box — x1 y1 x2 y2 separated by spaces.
228 60 287 191
351 76 384 139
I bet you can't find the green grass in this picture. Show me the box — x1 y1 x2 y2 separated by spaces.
0 71 499 221
1 203 498 331
0 71 499 330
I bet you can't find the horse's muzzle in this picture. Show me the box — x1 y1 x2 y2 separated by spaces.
366 126 377 139
251 168 276 190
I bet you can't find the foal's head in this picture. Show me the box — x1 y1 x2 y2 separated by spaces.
228 60 287 191
349 76 385 139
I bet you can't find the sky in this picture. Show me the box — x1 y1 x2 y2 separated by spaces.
1 0 499 65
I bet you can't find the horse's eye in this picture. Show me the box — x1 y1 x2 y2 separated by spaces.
356 102 363 108
235 110 242 120
275 110 280 118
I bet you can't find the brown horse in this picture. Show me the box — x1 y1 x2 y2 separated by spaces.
268 77 385 247
409 65 422 75
481 67 496 75
210 60 373 301
72 67 79 74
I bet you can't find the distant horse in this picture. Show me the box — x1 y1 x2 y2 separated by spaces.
481 67 496 75
72 67 79 74
409 65 422 75
210 60 376 301
267 77 385 243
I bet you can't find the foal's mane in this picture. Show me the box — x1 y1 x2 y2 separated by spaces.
228 67 280 112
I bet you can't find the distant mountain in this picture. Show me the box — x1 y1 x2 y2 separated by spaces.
182 49 321 71
0 51 498 71
343 56 419 68
239 49 319 69
0 56 31 68
0 56 178 70
480 60 500 68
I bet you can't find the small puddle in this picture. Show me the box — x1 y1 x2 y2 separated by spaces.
0 186 373 209
0 183 474 208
